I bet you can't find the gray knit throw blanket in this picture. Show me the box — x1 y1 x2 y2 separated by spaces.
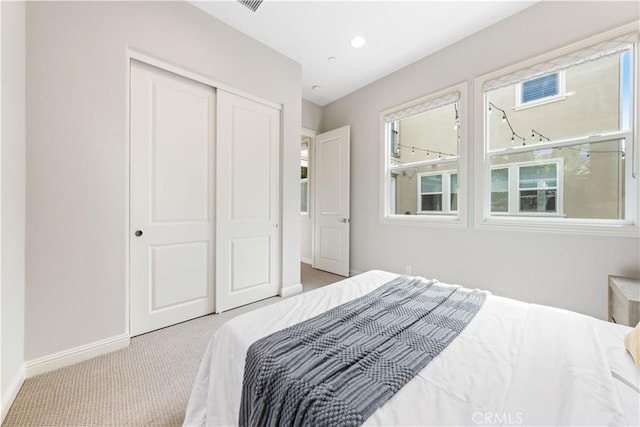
239 275 487 427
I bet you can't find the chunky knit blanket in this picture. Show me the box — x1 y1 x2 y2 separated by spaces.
239 275 487 427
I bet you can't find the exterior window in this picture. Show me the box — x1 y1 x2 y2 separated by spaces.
491 168 509 212
389 121 400 158
301 142 309 214
518 163 558 213
491 161 562 215
479 27 637 235
300 180 308 213
418 171 457 213
450 173 458 211
419 174 443 211
517 72 563 105
381 83 466 224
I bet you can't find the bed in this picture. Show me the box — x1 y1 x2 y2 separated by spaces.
184 270 640 426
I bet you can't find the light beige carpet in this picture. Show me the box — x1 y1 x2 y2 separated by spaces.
2 264 343 427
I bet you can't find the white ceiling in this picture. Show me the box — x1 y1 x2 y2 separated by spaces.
190 1 536 106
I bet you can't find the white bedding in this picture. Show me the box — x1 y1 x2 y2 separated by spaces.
184 270 640 426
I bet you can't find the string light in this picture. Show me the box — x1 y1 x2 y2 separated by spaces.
554 145 625 158
531 129 551 142
489 125 626 159
397 143 456 158
488 102 535 146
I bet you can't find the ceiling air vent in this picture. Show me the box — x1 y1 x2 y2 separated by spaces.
237 0 263 13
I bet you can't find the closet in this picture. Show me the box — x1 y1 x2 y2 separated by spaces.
129 60 280 336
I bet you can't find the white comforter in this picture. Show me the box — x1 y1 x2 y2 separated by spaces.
184 270 640 426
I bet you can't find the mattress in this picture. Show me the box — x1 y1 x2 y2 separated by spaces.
184 270 640 426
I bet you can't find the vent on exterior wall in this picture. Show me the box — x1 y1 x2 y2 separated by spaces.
237 0 263 13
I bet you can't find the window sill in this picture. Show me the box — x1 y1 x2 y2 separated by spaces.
491 212 565 218
417 211 458 215
476 215 639 238
514 94 566 111
381 214 466 228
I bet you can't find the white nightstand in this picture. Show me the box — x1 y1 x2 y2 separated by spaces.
608 275 640 327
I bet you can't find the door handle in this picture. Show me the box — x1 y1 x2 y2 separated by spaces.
339 218 349 223
135 230 143 237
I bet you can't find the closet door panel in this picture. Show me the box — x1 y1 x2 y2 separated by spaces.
216 90 280 312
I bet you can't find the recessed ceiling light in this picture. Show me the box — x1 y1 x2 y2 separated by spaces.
350 36 366 49
328 56 336 62
312 85 322 91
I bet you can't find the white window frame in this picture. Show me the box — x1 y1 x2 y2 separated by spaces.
474 22 638 237
380 82 468 227
417 171 458 214
515 71 566 110
491 159 564 217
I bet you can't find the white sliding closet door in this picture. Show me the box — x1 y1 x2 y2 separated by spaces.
130 60 215 336
216 90 281 312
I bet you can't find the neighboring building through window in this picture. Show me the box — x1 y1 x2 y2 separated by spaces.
418 171 458 213
491 160 562 215
480 28 636 233
389 121 400 158
516 72 564 106
381 83 466 224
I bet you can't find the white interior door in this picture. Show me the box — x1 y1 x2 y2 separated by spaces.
130 60 215 336
313 126 350 276
215 90 280 312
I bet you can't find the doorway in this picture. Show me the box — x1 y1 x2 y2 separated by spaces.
300 126 351 277
300 129 315 265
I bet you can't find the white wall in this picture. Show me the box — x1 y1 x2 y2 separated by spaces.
321 1 640 320
25 1 301 362
1 0 26 420
302 99 322 131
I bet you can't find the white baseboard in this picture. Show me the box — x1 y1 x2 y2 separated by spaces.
25 333 130 378
1 364 25 423
280 283 303 298
300 257 312 265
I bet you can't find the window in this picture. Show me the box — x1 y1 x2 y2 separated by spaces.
419 174 443 211
491 168 509 213
389 121 400 158
418 172 457 213
300 180 308 213
381 83 467 225
518 163 558 213
516 72 564 106
478 26 637 236
491 160 562 215
301 141 309 214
